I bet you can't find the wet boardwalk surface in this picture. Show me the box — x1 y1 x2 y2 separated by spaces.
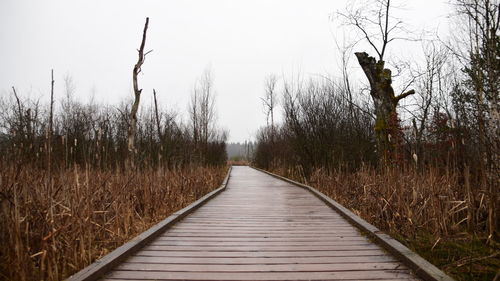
101 166 420 280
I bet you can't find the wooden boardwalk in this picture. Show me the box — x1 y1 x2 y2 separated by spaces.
99 166 420 280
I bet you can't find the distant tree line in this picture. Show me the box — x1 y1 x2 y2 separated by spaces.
0 82 227 170
226 142 255 161
254 78 375 176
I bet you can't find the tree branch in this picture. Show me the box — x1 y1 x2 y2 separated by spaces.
394 89 415 102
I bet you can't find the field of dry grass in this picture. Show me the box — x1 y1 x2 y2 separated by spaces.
271 166 499 281
0 164 227 281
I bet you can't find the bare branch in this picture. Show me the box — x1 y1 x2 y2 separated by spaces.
395 89 415 102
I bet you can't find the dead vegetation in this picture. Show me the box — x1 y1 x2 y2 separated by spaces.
0 18 228 280
0 79 227 280
0 164 226 281
270 165 499 280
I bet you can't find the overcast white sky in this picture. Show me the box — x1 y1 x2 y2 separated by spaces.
0 0 449 142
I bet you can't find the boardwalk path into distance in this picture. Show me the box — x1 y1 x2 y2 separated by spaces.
100 166 421 281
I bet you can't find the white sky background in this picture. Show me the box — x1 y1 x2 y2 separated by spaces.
0 0 449 143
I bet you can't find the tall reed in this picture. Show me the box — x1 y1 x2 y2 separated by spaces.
0 163 227 281
271 165 498 280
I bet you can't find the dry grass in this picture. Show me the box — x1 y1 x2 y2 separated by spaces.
0 163 227 281
272 165 499 281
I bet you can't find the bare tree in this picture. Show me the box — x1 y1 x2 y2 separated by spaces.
190 68 216 146
188 67 222 164
452 0 499 241
128 17 151 167
339 0 415 162
410 42 449 166
261 74 278 135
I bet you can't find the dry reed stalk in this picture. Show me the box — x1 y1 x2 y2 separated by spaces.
270 165 499 280
272 165 467 237
0 164 226 281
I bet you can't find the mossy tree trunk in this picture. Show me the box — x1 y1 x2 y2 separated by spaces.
355 52 414 164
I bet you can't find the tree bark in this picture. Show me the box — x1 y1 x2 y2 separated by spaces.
355 52 414 163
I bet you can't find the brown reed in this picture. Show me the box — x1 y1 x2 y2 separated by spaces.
271 165 499 281
0 164 227 281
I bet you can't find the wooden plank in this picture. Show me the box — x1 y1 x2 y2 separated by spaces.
253 167 455 281
170 225 357 230
134 249 388 257
165 230 360 234
154 236 369 242
186 216 343 219
115 262 408 272
168 228 358 232
125 255 400 264
181 218 345 222
103 270 418 280
104 279 416 281
168 225 357 230
149 241 372 246
142 245 381 251
180 220 349 224
158 233 360 236
104 279 417 281
172 225 360 229
65 167 232 281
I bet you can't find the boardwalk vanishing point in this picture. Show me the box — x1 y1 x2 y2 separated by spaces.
69 166 454 281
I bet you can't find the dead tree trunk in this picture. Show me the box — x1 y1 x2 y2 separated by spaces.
48 69 55 174
153 88 163 165
153 89 162 141
355 52 414 163
127 17 150 168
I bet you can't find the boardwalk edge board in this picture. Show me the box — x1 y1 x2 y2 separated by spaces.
252 166 455 281
66 166 232 281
